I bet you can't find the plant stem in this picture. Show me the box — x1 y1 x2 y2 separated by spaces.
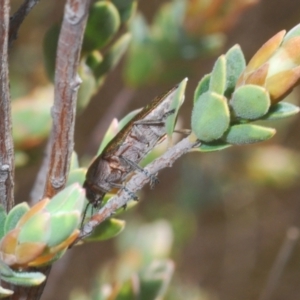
0 0 14 212
9 0 41 46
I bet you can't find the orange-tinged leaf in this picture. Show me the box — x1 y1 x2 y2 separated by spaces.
244 63 269 86
49 229 79 253
246 30 285 73
28 252 57 267
266 66 300 103
281 36 300 65
15 242 46 265
17 198 49 227
0 228 20 254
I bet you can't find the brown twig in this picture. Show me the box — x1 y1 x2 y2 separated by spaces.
80 134 199 239
44 0 91 199
0 0 14 212
15 1 91 299
9 0 41 46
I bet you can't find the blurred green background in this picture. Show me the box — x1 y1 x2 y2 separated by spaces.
8 0 300 299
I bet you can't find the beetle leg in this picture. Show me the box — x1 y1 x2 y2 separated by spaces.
119 155 159 188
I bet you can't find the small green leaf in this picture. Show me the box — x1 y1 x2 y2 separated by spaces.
283 24 300 44
97 109 141 156
196 142 232 152
46 184 85 213
94 33 132 80
12 97 52 149
1 270 46 287
262 102 300 120
67 168 86 187
0 205 7 239
18 213 50 244
231 84 270 120
194 74 211 102
209 55 227 95
5 202 30 234
0 286 13 297
0 260 13 277
47 212 79 247
165 78 187 140
224 124 276 144
85 51 103 71
82 1 121 53
225 45 246 97
84 218 125 242
191 91 230 142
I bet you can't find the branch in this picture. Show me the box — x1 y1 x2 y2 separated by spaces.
0 0 14 212
44 0 91 199
80 134 199 238
9 0 41 46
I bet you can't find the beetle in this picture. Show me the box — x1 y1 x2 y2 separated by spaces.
83 84 180 207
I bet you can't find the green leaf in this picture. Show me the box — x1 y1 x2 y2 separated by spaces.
18 212 50 244
223 124 276 144
196 142 232 152
283 24 300 44
5 202 30 234
0 259 13 277
262 102 300 120
224 45 246 97
0 286 13 298
47 212 80 247
194 74 211 102
85 51 103 71
231 84 270 120
1 270 46 287
46 183 85 213
12 97 52 149
82 1 121 53
67 168 86 187
84 218 125 242
191 91 230 142
0 205 7 239
209 55 227 95
139 260 174 300
97 108 141 156
94 33 132 80
165 78 187 140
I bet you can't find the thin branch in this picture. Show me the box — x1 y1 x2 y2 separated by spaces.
44 0 91 199
80 134 199 239
9 0 41 46
0 0 14 212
